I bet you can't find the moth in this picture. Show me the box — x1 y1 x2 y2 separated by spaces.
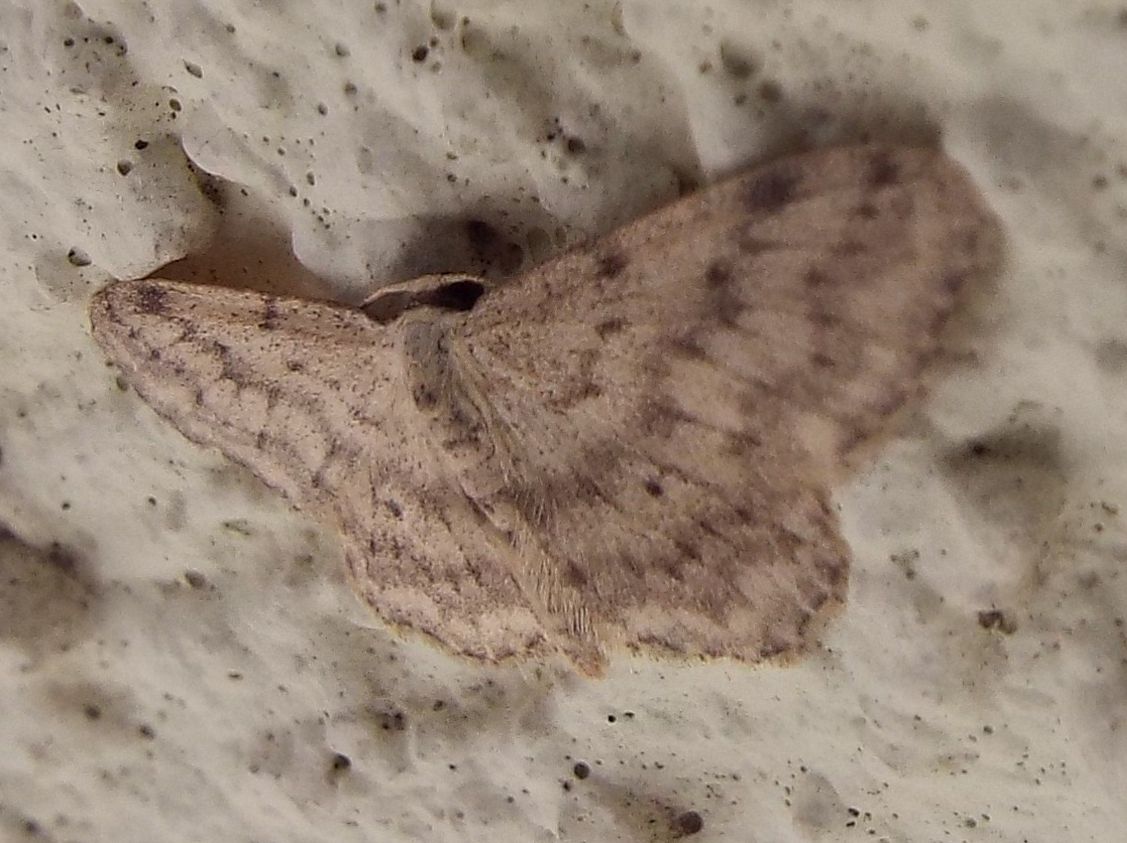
90 144 1002 676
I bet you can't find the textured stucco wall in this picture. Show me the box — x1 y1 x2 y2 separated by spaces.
2 2 1126 841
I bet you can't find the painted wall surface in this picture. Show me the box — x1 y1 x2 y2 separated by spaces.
1 2 1125 841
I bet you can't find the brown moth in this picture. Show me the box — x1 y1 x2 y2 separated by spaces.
90 144 1002 676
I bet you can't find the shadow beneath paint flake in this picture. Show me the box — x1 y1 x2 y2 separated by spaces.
150 172 532 306
0 523 102 662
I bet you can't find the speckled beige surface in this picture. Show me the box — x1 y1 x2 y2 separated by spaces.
2 2 1125 841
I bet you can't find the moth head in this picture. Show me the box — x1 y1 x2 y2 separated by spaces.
361 274 486 324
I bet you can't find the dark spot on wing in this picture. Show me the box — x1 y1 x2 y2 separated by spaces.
695 517 721 539
136 283 168 316
868 150 900 187
548 348 603 410
804 267 829 287
942 271 967 293
959 227 989 255
260 299 280 330
709 286 744 326
854 202 879 219
674 539 700 560
810 352 835 368
804 591 830 614
264 384 282 411
668 333 707 359
563 561 589 588
596 252 628 278
657 554 686 582
744 166 800 213
926 306 953 338
595 317 627 339
837 424 867 455
214 342 241 380
643 478 664 497
705 261 732 288
821 555 847 587
705 261 744 325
